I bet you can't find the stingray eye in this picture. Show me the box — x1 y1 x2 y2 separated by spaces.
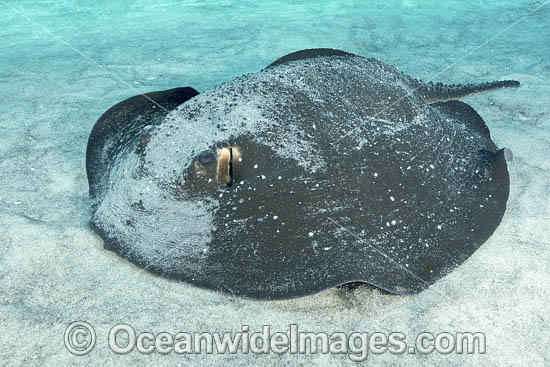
216 146 242 187
197 150 216 166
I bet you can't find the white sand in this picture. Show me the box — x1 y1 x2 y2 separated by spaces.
1 0 549 365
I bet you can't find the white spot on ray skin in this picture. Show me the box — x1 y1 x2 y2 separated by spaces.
311 241 319 253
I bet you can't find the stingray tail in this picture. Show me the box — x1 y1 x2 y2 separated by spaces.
419 80 520 104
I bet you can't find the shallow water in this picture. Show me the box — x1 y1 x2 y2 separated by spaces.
1 0 549 365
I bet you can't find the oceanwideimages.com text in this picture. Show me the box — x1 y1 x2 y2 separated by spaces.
64 321 486 361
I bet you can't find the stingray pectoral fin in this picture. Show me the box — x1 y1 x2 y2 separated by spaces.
266 48 358 69
432 100 492 139
86 87 199 205
421 80 520 104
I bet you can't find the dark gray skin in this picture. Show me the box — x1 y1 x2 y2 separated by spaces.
87 49 517 299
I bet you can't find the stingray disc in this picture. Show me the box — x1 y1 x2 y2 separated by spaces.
86 49 514 299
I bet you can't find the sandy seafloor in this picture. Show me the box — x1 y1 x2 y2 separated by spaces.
1 0 549 365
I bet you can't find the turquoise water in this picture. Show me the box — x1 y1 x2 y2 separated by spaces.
1 1 549 365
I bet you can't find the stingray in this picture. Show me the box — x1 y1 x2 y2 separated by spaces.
86 48 518 299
